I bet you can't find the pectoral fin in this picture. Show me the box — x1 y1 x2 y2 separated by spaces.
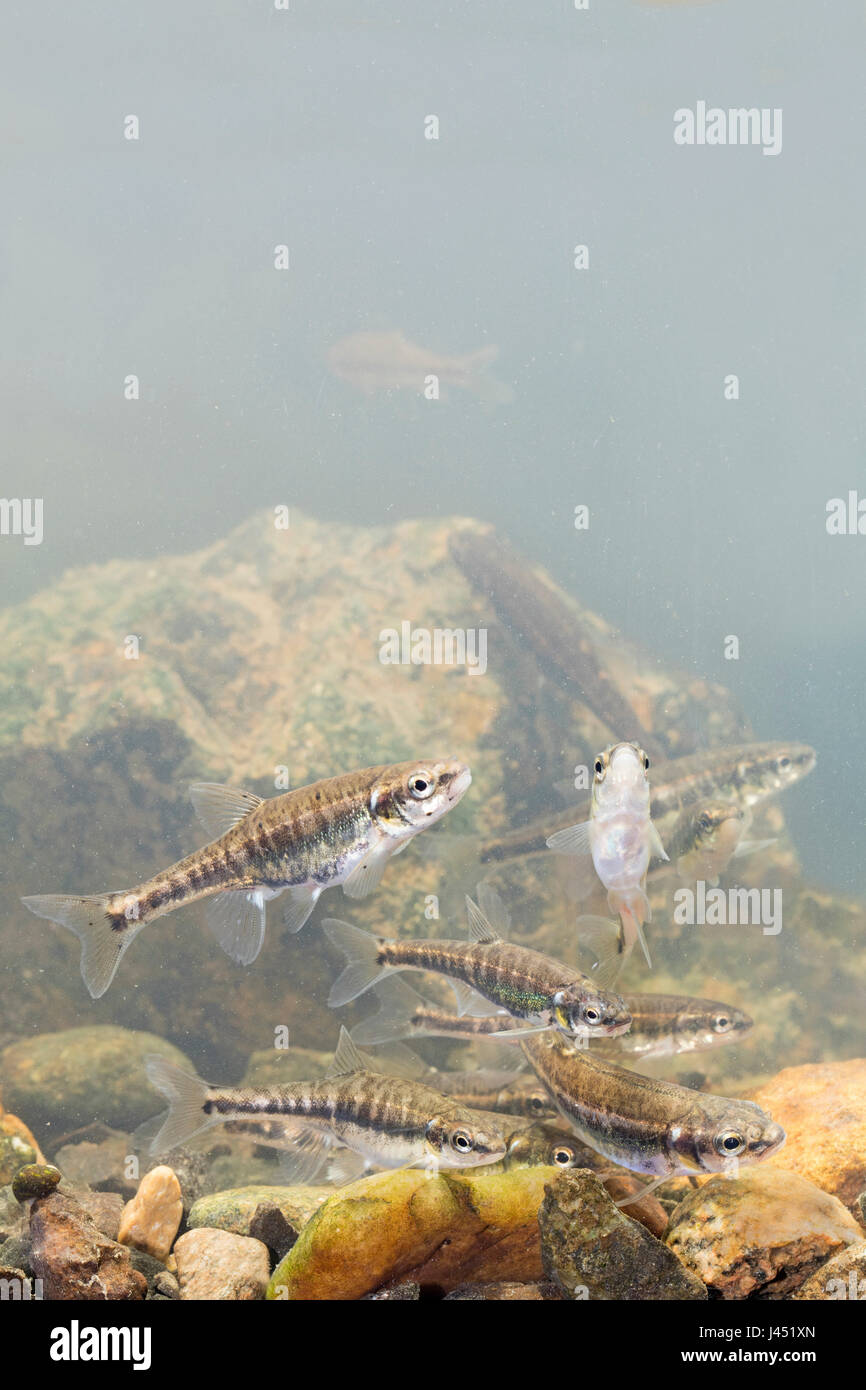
546 821 593 855
343 841 394 899
647 822 669 862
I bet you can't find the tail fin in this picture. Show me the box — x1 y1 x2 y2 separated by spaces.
607 890 652 970
351 975 427 1045
322 918 392 1007
21 893 142 998
144 1054 219 1154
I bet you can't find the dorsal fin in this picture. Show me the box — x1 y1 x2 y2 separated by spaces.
189 783 264 840
362 1041 428 1081
327 1026 368 1078
465 894 500 945
476 881 511 936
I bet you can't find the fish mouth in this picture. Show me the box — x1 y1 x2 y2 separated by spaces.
447 766 472 802
602 1016 633 1038
757 1121 786 1158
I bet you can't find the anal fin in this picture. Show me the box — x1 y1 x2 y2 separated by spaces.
205 888 268 965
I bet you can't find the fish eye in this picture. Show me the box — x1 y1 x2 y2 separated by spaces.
530 1095 547 1114
450 1129 474 1154
699 812 713 832
552 1147 574 1167
643 756 650 770
583 1005 601 1026
715 1130 746 1156
594 759 604 775
777 756 790 770
449 1128 475 1154
713 1014 732 1032
408 770 436 799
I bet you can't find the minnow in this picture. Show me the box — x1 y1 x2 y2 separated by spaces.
521 1030 785 1179
480 741 815 865
22 758 470 998
324 886 632 1042
327 330 513 404
447 529 665 759
427 1068 557 1119
145 1027 506 1180
548 742 666 967
503 1120 603 1173
352 974 752 1063
599 992 753 1060
663 800 775 886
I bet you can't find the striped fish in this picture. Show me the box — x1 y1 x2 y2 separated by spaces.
351 974 753 1062
145 1028 507 1180
521 1030 785 1179
324 885 632 1042
22 758 470 998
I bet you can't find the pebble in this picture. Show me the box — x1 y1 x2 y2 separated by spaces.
12 1163 61 1202
666 1167 863 1299
152 1269 180 1300
174 1228 270 1301
188 1184 329 1252
29 1190 147 1300
539 1169 706 1301
749 1058 866 1214
118 1165 183 1262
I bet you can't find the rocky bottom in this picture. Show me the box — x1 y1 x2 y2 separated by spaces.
2 1029 865 1302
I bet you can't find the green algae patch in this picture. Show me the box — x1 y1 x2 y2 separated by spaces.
267 1165 553 1300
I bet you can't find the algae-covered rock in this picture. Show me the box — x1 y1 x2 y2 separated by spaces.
0 1102 44 1184
748 1058 866 1215
267 1166 553 1301
188 1185 330 1246
666 1168 862 1299
12 1163 61 1202
0 1026 194 1137
539 1169 706 1301
0 1129 38 1186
